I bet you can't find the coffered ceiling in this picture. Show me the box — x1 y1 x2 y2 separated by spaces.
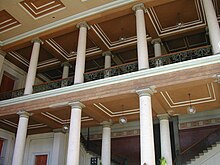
0 0 217 81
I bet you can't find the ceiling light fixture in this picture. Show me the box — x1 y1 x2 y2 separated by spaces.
119 117 127 124
187 93 196 114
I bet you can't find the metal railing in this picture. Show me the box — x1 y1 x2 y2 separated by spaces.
180 127 220 164
84 45 212 82
0 45 212 101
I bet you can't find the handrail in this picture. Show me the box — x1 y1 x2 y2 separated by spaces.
181 126 220 164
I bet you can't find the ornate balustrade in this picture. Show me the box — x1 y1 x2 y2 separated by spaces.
0 45 212 101
33 77 73 93
84 45 212 82
0 88 24 101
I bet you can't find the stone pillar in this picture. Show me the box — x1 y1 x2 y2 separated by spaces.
101 121 112 165
74 22 90 84
151 38 163 67
136 87 156 165
0 50 6 85
52 130 66 165
24 39 42 95
0 50 6 75
12 111 31 165
62 62 71 79
151 38 162 57
132 3 149 70
66 101 85 165
158 114 173 165
203 0 220 54
103 51 112 78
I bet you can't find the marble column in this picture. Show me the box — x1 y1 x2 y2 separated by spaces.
136 87 156 165
158 114 173 165
0 50 6 75
0 50 6 85
62 62 71 79
132 3 149 70
24 39 42 95
103 51 112 78
12 111 31 165
66 101 85 165
203 0 220 54
74 22 90 84
151 38 163 67
101 121 112 165
151 38 162 57
52 130 66 165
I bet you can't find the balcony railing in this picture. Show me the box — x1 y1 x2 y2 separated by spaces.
84 45 212 82
0 45 212 101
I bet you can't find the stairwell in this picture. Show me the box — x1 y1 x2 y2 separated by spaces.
181 128 220 165
186 142 220 165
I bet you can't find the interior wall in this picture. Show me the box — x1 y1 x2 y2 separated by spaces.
0 59 43 91
0 129 15 165
179 125 220 152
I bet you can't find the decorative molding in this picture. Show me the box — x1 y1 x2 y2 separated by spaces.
41 112 93 124
19 0 65 19
88 129 140 140
0 10 21 34
179 118 220 130
91 24 151 49
160 83 216 108
147 0 206 36
2 0 135 46
94 102 139 117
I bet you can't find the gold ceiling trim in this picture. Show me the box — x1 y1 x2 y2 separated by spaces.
94 103 139 117
161 83 216 108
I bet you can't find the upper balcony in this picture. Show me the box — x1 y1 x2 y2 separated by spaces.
0 45 214 101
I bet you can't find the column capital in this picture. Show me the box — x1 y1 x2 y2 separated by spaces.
17 110 32 118
76 21 90 30
61 62 72 68
0 50 7 57
151 38 162 45
102 51 112 57
157 113 170 120
101 120 112 127
132 3 146 12
136 86 157 97
31 38 43 44
69 101 85 109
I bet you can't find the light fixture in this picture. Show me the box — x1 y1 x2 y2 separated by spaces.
187 93 196 114
119 28 127 41
119 117 127 124
63 124 69 131
176 13 183 28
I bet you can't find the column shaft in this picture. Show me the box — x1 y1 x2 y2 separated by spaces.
159 115 173 165
104 54 111 69
52 132 66 165
74 23 88 84
0 51 6 85
137 88 156 165
203 0 220 54
62 64 70 79
24 40 41 94
133 4 149 70
151 39 162 57
66 102 84 165
101 122 111 165
0 51 6 76
12 111 30 165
